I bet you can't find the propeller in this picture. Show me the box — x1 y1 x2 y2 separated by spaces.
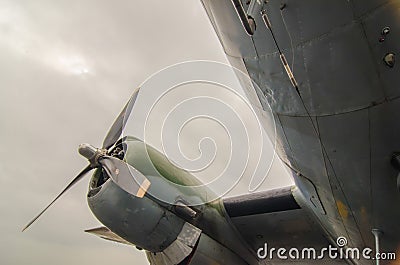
99 156 151 198
22 88 151 232
21 165 92 232
102 88 139 150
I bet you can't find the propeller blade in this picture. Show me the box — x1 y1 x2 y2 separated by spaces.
102 88 140 149
22 165 93 232
99 156 151 198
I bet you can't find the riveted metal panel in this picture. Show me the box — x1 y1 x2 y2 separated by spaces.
251 0 294 56
252 0 354 57
201 0 400 260
321 151 366 251
274 113 297 167
318 109 372 247
302 22 384 115
278 115 326 183
369 99 400 254
278 115 352 242
247 15 385 116
286 0 353 45
370 99 400 156
361 0 400 99
245 53 308 116
351 0 389 17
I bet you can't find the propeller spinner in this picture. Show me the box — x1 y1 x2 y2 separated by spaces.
22 88 150 232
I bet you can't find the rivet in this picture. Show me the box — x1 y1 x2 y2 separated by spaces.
382 26 390 35
383 53 395 68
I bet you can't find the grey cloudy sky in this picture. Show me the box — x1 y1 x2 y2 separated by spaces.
0 1 292 264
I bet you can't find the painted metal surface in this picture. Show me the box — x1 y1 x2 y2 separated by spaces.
223 186 300 217
201 0 400 264
83 1 400 264
88 176 185 252
183 233 248 265
88 137 259 264
362 1 400 99
146 222 202 265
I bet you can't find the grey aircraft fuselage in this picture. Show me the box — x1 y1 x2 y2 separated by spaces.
200 0 400 263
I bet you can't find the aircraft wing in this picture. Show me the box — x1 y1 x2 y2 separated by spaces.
223 186 347 264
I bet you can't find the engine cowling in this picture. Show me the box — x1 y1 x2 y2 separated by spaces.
88 176 186 252
87 137 254 264
146 233 248 265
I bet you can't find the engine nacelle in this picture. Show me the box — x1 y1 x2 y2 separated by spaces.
86 136 206 252
87 176 186 252
146 233 248 265
87 137 255 264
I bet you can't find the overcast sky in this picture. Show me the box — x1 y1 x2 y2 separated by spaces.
0 1 292 264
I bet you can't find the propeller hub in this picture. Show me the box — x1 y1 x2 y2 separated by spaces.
78 143 106 167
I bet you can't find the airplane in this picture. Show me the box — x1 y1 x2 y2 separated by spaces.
23 0 400 265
